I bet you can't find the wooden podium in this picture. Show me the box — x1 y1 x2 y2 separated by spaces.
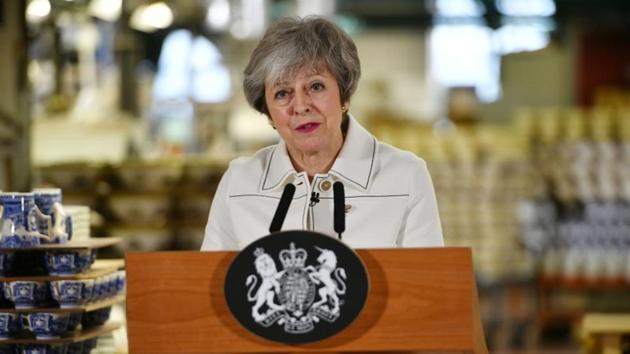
126 247 487 353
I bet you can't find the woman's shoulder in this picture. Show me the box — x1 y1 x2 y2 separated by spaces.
219 145 278 194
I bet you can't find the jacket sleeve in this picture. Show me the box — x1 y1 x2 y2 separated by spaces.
201 165 239 251
399 158 444 247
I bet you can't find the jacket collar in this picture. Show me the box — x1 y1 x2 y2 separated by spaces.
260 115 376 192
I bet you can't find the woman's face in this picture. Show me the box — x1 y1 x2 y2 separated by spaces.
264 68 344 157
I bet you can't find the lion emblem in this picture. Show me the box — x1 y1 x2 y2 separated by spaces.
246 248 285 322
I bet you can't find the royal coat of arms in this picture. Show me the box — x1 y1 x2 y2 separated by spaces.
245 242 347 334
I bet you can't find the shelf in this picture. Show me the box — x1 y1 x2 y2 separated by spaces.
0 321 122 344
538 276 630 289
0 237 122 252
0 259 124 282
83 294 125 312
0 294 125 314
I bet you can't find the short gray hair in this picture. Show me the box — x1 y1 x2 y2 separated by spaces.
243 16 361 116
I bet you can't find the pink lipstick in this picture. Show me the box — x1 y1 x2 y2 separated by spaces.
296 122 320 133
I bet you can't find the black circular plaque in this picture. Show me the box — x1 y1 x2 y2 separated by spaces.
224 230 369 344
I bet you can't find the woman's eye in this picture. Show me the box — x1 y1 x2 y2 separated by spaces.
311 82 324 91
274 90 288 99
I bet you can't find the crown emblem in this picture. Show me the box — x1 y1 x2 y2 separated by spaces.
279 243 307 268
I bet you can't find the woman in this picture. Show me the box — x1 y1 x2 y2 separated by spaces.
201 16 443 250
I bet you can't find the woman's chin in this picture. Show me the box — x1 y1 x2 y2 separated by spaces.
292 140 329 155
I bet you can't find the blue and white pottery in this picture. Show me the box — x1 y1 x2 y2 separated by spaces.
32 189 68 244
115 270 126 294
49 280 94 308
4 281 48 309
22 312 70 339
104 274 116 299
44 250 92 276
76 250 95 272
0 193 47 248
81 307 110 328
16 344 69 354
0 312 20 339
91 277 105 302
65 215 73 241
82 279 94 304
0 252 15 277
66 312 82 332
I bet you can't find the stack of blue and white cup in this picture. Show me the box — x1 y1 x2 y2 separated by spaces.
0 188 122 352
0 188 71 249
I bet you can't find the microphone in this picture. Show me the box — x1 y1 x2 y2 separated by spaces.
269 183 296 233
333 181 345 240
309 192 320 207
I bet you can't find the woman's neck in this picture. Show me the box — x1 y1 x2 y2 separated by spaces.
288 136 343 181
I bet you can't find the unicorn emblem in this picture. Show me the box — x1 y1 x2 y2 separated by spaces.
306 247 347 315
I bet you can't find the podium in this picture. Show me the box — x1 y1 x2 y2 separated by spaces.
126 247 487 353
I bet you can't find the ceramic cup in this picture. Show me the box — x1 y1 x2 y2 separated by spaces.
90 276 104 303
0 193 50 248
66 312 82 332
49 279 94 308
115 270 126 294
16 344 69 354
33 189 68 244
0 252 15 277
3 281 49 309
0 312 20 339
22 312 70 339
44 250 94 276
81 307 111 328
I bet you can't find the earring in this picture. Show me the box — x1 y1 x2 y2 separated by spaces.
341 105 348 113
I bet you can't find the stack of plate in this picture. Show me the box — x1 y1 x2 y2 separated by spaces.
64 205 91 240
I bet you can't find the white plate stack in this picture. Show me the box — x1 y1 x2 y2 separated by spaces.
64 205 91 240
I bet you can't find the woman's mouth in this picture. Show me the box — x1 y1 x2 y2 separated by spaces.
295 122 320 133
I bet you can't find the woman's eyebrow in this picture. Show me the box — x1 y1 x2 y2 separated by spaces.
271 73 325 87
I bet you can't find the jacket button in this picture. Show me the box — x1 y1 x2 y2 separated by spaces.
320 180 331 191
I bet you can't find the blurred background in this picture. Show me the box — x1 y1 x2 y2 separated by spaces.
1 0 630 353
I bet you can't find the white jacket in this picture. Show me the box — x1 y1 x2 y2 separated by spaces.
201 116 444 250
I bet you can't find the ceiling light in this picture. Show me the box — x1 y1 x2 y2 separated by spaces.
206 0 230 31
435 0 485 17
88 0 122 22
26 0 51 24
129 2 173 33
496 0 556 17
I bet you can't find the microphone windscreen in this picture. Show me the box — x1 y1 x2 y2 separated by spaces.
269 183 296 233
333 181 345 234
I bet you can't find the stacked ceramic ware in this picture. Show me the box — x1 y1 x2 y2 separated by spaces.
63 206 91 241
0 188 70 248
0 189 125 354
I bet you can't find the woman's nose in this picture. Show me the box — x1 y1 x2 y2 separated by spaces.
293 90 311 115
